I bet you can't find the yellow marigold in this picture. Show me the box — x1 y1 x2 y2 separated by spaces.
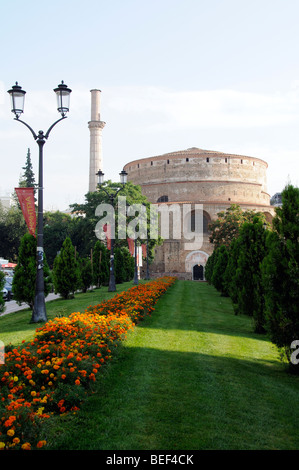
13 437 20 444
31 391 37 397
0 442 6 449
21 442 31 450
7 429 15 437
37 440 46 448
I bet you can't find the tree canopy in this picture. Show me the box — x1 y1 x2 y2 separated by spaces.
209 204 266 248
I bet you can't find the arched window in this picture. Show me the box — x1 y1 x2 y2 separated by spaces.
157 195 168 203
190 211 210 233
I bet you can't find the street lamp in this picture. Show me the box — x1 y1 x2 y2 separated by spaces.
8 81 72 323
96 168 127 291
133 237 139 285
142 203 150 280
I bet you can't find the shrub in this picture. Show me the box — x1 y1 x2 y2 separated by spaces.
12 234 52 310
262 184 299 367
52 237 80 299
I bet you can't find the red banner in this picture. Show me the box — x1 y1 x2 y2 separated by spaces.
103 223 111 250
15 188 36 237
141 244 147 258
127 238 134 256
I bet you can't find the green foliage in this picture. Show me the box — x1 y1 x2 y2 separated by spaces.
22 148 36 196
92 240 109 287
12 234 52 310
232 218 268 332
262 185 299 366
209 204 265 248
79 257 93 293
114 247 134 284
211 245 229 296
223 238 241 305
122 248 135 281
0 205 27 262
70 181 161 261
208 211 268 333
43 211 75 267
53 237 81 299
204 249 216 284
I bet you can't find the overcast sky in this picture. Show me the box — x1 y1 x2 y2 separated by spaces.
1 0 298 210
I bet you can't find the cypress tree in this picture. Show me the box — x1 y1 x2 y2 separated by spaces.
22 148 36 194
12 233 52 311
233 218 267 332
79 257 93 292
92 240 109 287
211 245 229 295
262 184 299 365
53 237 80 299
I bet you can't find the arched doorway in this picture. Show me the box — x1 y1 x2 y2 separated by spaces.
185 250 209 281
193 264 204 280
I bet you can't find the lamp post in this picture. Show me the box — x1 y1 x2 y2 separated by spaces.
96 168 127 291
133 237 139 285
8 81 72 323
142 202 150 280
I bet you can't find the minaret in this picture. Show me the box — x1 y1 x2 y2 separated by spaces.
88 89 106 192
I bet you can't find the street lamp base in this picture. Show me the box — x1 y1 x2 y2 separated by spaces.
31 291 47 323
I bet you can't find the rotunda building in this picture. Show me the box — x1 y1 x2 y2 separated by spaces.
124 147 274 280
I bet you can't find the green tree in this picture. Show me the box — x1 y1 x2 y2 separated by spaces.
92 240 109 287
223 237 242 305
14 148 37 207
122 248 135 281
43 211 75 267
204 249 216 284
22 148 36 196
70 181 161 261
12 234 52 310
114 247 126 284
209 204 265 248
53 237 81 299
262 184 299 366
0 205 27 262
232 218 268 332
211 245 229 296
79 257 93 293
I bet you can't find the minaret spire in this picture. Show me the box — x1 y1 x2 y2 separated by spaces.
88 89 106 192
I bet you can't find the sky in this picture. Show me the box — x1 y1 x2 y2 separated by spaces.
0 0 299 211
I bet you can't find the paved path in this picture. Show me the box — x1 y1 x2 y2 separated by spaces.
0 293 60 316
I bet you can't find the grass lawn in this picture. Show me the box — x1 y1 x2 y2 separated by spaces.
40 280 299 451
0 281 137 347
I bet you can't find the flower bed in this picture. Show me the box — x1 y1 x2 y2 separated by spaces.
0 277 176 450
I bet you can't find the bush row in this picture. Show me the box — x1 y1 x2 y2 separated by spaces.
205 184 299 370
